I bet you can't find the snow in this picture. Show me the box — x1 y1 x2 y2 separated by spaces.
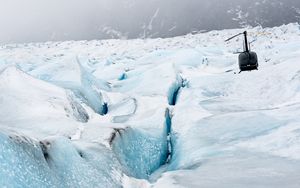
1 23 300 187
0 66 88 138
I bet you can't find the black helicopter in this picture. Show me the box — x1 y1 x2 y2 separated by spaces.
226 31 258 73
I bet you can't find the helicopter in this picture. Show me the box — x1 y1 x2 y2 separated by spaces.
225 31 258 73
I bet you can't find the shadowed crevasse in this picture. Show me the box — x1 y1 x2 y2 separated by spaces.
168 75 187 106
110 109 174 180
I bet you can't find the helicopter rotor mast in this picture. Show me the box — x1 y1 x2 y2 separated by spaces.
243 31 249 52
225 31 249 52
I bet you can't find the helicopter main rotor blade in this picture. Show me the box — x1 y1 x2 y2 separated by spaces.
225 32 243 42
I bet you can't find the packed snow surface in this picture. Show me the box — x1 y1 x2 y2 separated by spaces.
1 23 300 187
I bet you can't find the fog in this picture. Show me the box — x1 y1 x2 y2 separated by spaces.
0 0 299 44
0 0 103 43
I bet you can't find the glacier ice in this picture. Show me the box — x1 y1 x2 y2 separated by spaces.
0 132 122 188
110 127 169 180
0 23 300 187
0 132 59 187
0 66 89 138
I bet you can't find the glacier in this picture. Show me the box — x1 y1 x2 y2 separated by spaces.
1 23 300 187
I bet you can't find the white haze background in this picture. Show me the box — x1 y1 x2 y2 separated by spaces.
0 0 300 44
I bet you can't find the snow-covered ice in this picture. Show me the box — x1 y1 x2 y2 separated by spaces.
1 23 300 187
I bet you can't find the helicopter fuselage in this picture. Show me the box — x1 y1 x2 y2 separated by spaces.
238 51 258 71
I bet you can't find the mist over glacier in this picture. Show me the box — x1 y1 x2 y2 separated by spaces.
0 0 300 44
